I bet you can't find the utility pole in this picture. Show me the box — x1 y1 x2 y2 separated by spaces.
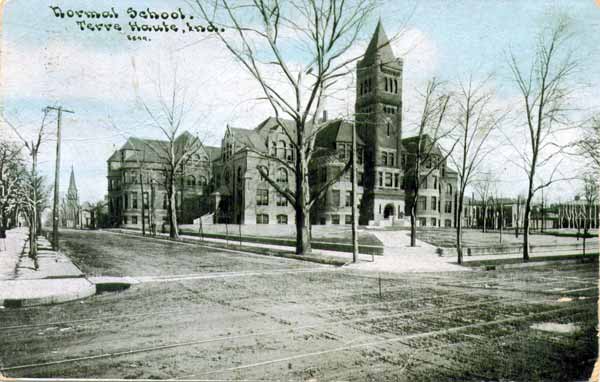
46 106 74 251
351 120 358 263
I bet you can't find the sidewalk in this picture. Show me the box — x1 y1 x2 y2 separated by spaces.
346 229 470 273
0 228 95 308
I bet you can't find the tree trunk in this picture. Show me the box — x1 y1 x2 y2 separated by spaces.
140 173 145 236
294 148 311 255
30 151 38 259
169 174 179 239
523 193 533 262
410 202 417 247
456 213 463 265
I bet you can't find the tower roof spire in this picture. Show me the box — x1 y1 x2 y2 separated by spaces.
67 166 78 199
363 20 396 65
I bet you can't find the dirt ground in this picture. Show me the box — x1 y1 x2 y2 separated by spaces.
0 230 596 381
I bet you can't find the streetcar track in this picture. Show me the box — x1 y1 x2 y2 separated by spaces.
0 294 557 372
191 304 592 377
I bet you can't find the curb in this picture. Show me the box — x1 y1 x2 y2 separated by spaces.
0 278 96 308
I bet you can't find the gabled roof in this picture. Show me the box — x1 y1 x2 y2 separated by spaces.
228 126 266 152
108 132 208 164
401 134 441 155
254 116 297 141
315 119 364 149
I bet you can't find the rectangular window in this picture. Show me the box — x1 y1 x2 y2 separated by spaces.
277 214 288 224
433 176 438 190
257 189 269 206
162 193 168 209
394 174 399 188
445 219 452 228
420 176 427 189
378 172 383 187
331 215 340 224
345 215 353 225
431 218 437 227
419 217 427 227
382 152 388 166
124 194 129 209
123 215 128 225
332 190 341 207
418 196 427 211
431 196 437 211
256 214 269 224
445 200 452 213
277 193 288 207
358 172 364 186
132 216 138 225
385 173 393 187
131 192 138 209
143 192 149 209
358 149 364 164
345 191 352 207
390 153 395 166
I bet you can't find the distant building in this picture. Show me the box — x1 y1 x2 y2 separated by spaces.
63 167 80 228
106 133 220 230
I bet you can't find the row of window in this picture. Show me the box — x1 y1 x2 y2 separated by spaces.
336 143 364 164
327 190 363 208
416 196 453 213
256 214 288 224
358 77 399 96
383 105 398 114
377 172 403 189
358 78 373 96
418 217 453 227
256 189 289 207
384 77 399 94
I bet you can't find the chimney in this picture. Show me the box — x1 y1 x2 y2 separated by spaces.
322 110 328 122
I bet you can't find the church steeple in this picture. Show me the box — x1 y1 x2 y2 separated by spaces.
67 166 78 201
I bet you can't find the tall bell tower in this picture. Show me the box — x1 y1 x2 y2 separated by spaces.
355 21 405 225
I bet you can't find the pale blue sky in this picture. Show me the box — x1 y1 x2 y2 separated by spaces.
1 0 598 203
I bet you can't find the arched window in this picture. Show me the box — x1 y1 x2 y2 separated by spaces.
187 175 196 186
277 167 288 183
278 140 286 159
259 166 269 182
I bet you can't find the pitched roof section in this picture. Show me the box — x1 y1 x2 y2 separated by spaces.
315 119 364 149
108 133 210 164
362 20 398 66
204 146 222 161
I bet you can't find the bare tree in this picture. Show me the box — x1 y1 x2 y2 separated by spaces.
3 110 51 260
579 174 597 256
136 70 206 239
507 16 578 261
404 78 456 247
0 141 25 232
191 0 382 255
449 75 503 264
472 172 496 234
576 116 600 173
